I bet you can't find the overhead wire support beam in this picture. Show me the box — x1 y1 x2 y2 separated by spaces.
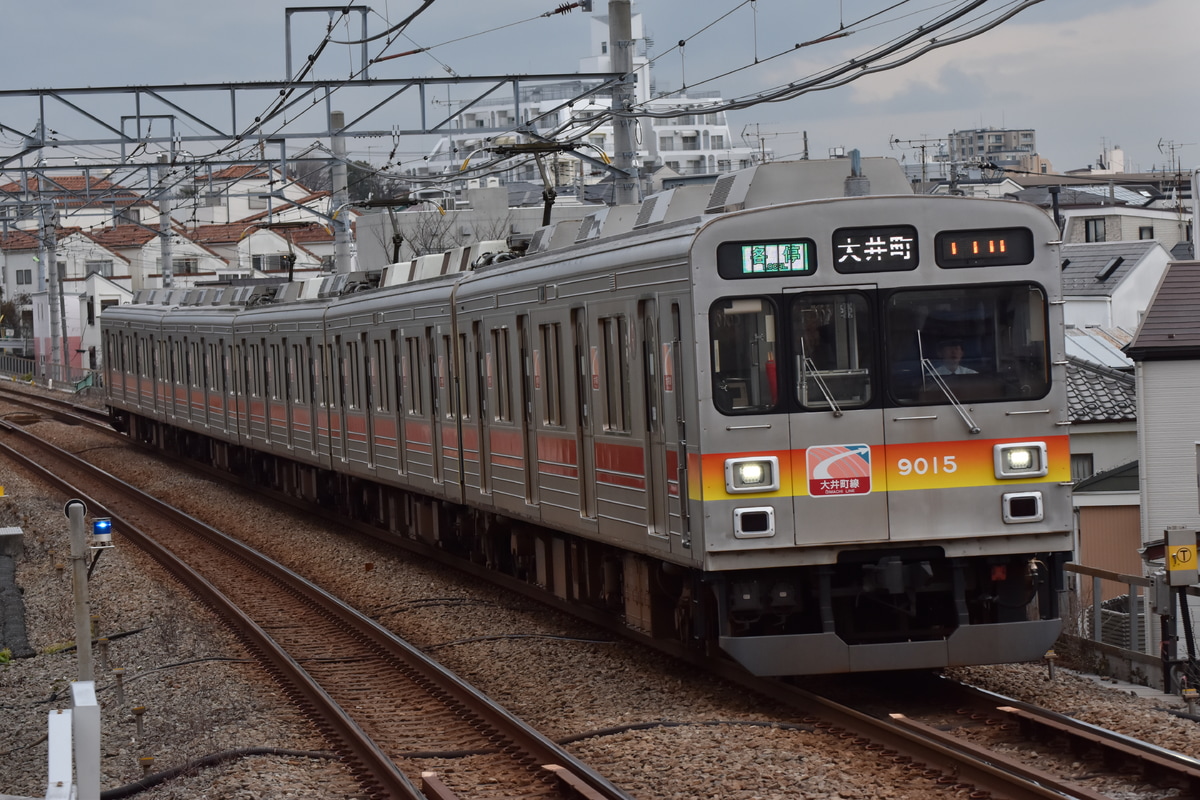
285 6 371 82
0 73 624 144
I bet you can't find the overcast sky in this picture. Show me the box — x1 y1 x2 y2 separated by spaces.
1 0 1195 175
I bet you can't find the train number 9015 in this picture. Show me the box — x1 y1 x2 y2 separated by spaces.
896 455 957 475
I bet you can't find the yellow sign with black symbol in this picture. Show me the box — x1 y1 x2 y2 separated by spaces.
1166 528 1198 586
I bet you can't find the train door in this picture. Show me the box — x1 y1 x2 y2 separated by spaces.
366 333 394 473
517 315 538 506
134 334 148 408
427 327 443 485
216 339 231 434
570 308 596 520
785 288 887 545
285 338 304 453
199 337 212 429
165 336 178 421
436 328 464 500
664 300 690 544
231 339 249 442
265 340 280 446
639 299 669 542
473 321 491 496
389 330 406 475
361 333 376 470
313 337 332 461
338 335 350 465
248 340 267 443
592 301 652 538
156 338 170 416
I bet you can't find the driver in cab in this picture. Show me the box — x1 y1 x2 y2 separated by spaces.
934 338 976 375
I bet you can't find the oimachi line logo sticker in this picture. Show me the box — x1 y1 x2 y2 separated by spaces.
807 444 872 497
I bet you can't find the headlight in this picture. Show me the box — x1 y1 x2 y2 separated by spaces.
725 456 780 493
993 442 1048 479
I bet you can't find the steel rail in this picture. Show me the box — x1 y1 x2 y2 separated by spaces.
0 416 632 800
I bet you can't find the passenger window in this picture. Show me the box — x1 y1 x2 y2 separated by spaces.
599 316 631 432
710 297 778 414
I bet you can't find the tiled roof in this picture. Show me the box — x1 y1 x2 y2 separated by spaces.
186 220 339 245
0 229 39 251
187 223 255 244
206 165 270 181
1066 356 1136 424
1 175 124 193
1060 241 1158 297
285 223 335 244
1126 260 1200 359
88 226 159 248
0 176 152 209
196 167 313 194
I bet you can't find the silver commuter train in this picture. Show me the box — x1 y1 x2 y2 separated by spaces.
102 158 1072 676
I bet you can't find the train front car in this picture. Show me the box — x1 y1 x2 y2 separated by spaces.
691 194 1071 676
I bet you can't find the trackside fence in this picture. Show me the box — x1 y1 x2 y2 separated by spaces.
1063 563 1200 693
0 354 100 394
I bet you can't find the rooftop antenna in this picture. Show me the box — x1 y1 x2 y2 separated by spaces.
1157 138 1195 205
890 135 947 190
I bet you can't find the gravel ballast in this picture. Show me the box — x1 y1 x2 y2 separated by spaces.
2 394 1199 799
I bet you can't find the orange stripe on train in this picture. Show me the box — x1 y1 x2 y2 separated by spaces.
695 436 1069 501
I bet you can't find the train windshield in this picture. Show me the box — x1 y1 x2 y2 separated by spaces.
792 292 874 411
709 282 1050 415
885 283 1050 404
710 297 779 413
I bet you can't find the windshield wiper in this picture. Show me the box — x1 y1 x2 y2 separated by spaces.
798 355 843 417
920 357 981 434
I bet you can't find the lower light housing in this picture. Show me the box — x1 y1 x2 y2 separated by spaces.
734 507 776 538
1003 491 1044 523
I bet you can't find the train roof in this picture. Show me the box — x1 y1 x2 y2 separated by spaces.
112 157 923 311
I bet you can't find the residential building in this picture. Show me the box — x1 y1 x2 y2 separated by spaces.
0 175 156 232
1123 261 1200 646
947 126 1038 163
1059 240 1172 330
1070 461 1141 601
29 271 131 380
175 165 319 226
1125 261 1200 542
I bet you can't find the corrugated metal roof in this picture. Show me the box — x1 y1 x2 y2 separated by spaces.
1065 326 1134 368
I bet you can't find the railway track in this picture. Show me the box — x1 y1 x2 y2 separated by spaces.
0 404 632 800
4 384 1199 799
788 671 1200 799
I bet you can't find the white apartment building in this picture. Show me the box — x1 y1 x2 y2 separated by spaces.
410 10 762 192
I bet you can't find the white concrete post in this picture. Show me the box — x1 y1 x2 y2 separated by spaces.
71 681 101 800
44 708 73 800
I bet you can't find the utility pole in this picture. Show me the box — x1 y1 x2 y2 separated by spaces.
331 111 353 273
40 196 62 378
158 154 174 289
609 0 639 205
66 500 94 682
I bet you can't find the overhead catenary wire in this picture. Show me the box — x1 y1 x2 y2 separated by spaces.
1 1 1048 229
